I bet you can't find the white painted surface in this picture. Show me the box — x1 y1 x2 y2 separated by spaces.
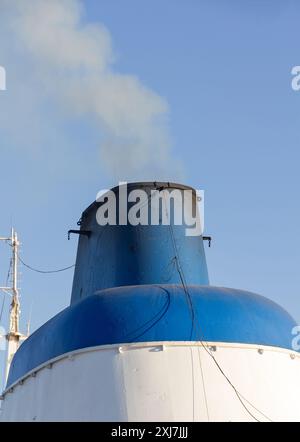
0 342 299 422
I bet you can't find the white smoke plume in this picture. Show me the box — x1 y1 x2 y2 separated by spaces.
0 0 183 181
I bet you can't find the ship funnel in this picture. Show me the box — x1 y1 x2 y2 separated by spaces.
70 182 209 305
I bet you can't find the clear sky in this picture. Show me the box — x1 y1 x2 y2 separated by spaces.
0 0 300 387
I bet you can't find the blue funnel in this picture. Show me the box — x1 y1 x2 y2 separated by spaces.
70 182 209 305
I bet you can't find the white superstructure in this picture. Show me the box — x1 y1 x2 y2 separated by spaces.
1 341 300 422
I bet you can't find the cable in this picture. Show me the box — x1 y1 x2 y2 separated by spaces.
18 256 75 274
5 240 75 274
125 286 171 342
163 193 272 422
184 270 271 421
176 257 267 419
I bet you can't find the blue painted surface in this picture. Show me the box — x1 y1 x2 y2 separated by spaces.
7 284 297 387
71 182 209 304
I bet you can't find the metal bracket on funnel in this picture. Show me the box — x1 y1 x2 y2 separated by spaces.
68 230 91 240
203 236 212 247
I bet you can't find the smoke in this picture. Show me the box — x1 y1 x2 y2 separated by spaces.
0 0 183 181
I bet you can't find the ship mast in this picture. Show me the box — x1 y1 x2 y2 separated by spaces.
0 229 26 384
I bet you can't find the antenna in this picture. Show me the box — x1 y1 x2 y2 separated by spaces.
0 229 27 385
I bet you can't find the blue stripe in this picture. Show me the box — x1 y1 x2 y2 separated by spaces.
7 285 297 387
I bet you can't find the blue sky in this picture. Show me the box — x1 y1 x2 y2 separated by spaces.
0 0 300 386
